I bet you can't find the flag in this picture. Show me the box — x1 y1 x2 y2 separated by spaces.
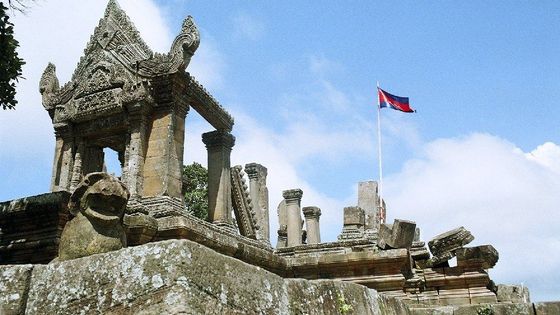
378 87 415 113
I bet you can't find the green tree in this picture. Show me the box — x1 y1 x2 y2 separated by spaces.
0 1 25 110
182 162 208 220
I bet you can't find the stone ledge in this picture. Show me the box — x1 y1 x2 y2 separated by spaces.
1 239 398 315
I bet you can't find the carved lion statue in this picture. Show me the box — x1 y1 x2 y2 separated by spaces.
57 172 130 261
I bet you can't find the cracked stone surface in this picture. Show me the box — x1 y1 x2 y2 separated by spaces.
21 239 385 315
0 264 33 315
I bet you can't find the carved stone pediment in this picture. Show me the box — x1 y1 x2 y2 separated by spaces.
39 0 202 126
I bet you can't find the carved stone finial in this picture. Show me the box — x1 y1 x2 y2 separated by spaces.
39 63 60 111
169 16 200 71
245 163 268 180
57 172 130 261
282 189 303 203
202 130 235 149
302 206 321 219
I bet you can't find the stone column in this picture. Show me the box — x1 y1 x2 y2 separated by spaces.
69 140 84 191
124 104 151 197
202 130 235 227
276 200 287 248
50 124 74 192
303 206 321 244
245 163 269 242
142 107 186 198
283 189 303 247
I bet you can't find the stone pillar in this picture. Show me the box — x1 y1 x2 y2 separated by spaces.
302 206 321 244
69 140 84 191
276 200 287 248
358 181 380 233
142 107 186 198
124 104 151 197
283 189 303 247
51 124 74 192
202 130 235 227
245 163 269 242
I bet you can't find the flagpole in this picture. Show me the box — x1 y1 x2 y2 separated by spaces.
376 81 383 203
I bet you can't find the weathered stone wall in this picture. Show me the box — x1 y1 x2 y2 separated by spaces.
0 239 391 315
1 239 559 314
0 192 70 264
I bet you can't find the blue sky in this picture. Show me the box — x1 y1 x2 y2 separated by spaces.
1 0 559 302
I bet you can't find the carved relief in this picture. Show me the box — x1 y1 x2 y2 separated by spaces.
231 165 261 240
39 63 60 112
137 16 200 76
57 172 130 261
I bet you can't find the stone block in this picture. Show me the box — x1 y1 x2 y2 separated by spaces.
456 245 499 269
124 213 158 245
338 206 365 240
427 227 474 266
378 223 393 249
409 306 454 315
0 191 71 264
468 286 498 304
453 303 535 315
343 206 365 226
496 284 531 303
378 219 416 249
438 288 470 305
428 226 474 257
410 241 430 261
535 301 560 315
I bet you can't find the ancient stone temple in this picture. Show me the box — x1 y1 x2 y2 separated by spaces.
1 1 558 314
38 0 234 220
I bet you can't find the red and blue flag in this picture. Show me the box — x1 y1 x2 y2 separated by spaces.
378 87 415 113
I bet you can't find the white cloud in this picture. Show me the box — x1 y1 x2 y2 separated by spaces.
231 12 265 41
525 142 560 175
230 111 349 242
384 134 560 301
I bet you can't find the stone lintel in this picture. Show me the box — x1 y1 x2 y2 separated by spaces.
302 206 321 219
282 189 303 204
245 162 267 180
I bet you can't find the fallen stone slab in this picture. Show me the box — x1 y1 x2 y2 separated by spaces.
378 219 416 249
427 226 474 266
456 245 499 269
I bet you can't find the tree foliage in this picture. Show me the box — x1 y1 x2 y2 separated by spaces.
182 162 208 220
0 1 25 110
